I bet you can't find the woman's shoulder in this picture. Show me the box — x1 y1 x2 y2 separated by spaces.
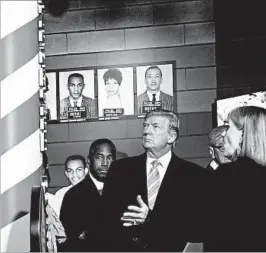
218 157 265 173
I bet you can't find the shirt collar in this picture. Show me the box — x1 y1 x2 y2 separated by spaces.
147 90 160 102
89 172 104 192
69 95 83 107
146 150 172 181
210 160 219 170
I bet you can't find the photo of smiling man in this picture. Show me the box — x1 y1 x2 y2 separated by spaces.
98 67 134 117
59 70 96 120
137 64 174 115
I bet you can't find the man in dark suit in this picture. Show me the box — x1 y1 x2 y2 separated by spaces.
101 109 204 251
137 66 173 114
206 125 230 171
60 73 97 120
59 139 116 251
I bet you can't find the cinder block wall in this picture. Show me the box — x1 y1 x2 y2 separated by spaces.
45 0 216 187
215 0 266 98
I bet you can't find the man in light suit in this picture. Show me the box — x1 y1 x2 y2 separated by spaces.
101 109 203 251
206 125 230 171
60 73 97 119
59 139 117 252
137 66 173 114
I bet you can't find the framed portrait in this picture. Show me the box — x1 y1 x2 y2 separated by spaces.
45 72 57 121
216 91 266 126
97 67 134 118
59 69 96 121
136 64 174 116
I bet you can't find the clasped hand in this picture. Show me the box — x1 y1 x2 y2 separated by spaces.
121 195 149 227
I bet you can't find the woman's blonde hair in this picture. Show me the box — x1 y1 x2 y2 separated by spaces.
228 106 266 166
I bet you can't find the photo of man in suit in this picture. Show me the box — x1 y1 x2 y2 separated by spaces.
59 139 116 252
137 66 174 114
206 125 231 171
101 109 203 251
60 73 97 120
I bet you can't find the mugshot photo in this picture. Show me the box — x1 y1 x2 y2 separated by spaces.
136 64 174 115
97 67 134 117
59 70 96 120
45 72 57 120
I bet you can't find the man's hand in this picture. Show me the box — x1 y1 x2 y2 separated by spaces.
121 195 149 227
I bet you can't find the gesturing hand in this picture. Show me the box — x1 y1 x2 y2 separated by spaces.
121 195 149 227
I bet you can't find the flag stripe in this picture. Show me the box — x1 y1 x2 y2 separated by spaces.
1 213 30 252
0 1 38 39
0 92 39 156
1 165 42 228
1 130 42 194
0 54 39 118
0 17 39 81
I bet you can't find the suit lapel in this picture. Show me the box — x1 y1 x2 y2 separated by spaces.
135 153 148 205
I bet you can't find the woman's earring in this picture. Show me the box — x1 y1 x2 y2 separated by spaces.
236 146 241 155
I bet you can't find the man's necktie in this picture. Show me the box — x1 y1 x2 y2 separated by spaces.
147 160 161 210
152 94 156 103
73 101 77 107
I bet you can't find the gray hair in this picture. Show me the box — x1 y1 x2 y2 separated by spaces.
145 109 179 149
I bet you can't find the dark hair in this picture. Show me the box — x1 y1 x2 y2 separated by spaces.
88 138 117 161
103 69 123 85
65 155 86 171
145 66 162 78
67 73 84 83
145 109 179 148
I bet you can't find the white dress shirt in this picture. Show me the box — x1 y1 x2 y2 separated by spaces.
69 96 82 107
89 172 104 193
210 160 219 170
147 90 161 102
146 150 172 186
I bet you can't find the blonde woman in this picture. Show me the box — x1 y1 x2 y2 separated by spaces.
204 106 266 252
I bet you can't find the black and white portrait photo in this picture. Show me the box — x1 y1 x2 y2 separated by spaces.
136 64 174 115
45 72 57 120
97 67 134 117
59 70 96 121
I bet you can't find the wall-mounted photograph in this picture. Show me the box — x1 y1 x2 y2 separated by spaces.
97 67 134 118
216 91 266 126
46 72 57 120
59 70 96 121
136 64 174 115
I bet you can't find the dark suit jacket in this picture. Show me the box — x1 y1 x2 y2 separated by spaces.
137 91 173 114
59 176 101 252
60 95 97 119
203 157 266 252
101 152 204 251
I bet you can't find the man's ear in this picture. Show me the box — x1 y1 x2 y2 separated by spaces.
168 131 177 145
85 167 89 175
209 147 215 159
64 170 69 179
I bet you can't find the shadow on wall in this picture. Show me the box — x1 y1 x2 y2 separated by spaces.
6 211 30 252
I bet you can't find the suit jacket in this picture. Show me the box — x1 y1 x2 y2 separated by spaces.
101 152 204 251
202 157 266 252
60 95 97 119
137 91 173 114
59 176 101 252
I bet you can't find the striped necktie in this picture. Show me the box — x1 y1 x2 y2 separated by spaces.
147 160 161 210
74 101 77 107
